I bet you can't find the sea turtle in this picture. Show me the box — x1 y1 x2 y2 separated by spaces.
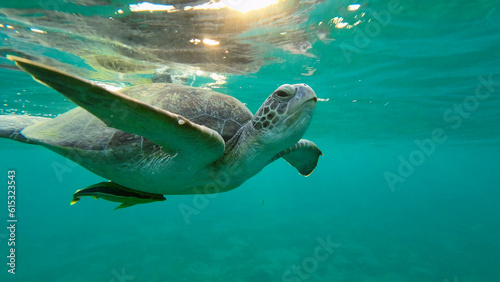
0 56 322 210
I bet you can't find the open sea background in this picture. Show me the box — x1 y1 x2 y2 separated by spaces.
0 0 499 281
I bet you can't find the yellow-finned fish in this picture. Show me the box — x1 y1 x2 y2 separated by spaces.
71 181 165 210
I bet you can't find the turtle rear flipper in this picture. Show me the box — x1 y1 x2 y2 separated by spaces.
71 181 165 210
0 115 49 143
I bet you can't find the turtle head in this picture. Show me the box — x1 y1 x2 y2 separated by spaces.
251 83 317 150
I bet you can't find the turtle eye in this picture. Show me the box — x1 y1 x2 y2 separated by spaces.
273 84 295 99
275 90 289 98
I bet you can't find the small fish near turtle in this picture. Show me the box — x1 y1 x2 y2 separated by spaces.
0 56 322 210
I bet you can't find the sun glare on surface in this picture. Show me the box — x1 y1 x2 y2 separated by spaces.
347 4 361 11
202 38 220 46
223 0 279 13
29 28 47 34
129 2 177 12
130 0 280 14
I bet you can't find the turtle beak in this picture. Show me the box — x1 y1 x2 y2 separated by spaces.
297 84 317 102
288 84 317 114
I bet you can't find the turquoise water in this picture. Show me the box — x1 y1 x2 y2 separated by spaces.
1 0 500 281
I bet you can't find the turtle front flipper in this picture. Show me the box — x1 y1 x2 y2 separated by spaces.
269 139 323 176
7 55 225 166
71 181 166 210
